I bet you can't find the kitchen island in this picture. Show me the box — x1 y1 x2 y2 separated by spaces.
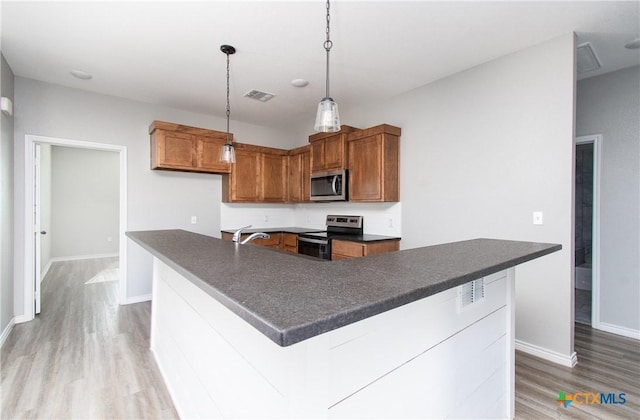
127 229 560 419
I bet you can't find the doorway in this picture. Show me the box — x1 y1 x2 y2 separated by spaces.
23 135 128 321
574 135 601 328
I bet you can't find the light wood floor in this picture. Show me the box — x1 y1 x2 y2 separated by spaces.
515 323 640 419
0 258 178 419
2 258 638 419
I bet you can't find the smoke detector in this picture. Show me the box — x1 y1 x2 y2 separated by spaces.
244 90 275 102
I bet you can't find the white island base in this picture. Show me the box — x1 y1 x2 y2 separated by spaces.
151 258 515 419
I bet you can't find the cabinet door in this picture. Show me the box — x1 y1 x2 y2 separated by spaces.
310 140 325 173
197 137 231 173
323 134 345 170
262 153 287 202
288 153 302 202
288 151 311 203
283 233 298 253
332 240 365 259
230 149 261 202
300 151 311 201
332 239 400 260
349 134 384 201
154 130 197 169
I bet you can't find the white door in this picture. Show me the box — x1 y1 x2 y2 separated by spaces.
34 144 42 314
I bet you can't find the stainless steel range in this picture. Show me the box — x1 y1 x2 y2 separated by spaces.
297 215 364 260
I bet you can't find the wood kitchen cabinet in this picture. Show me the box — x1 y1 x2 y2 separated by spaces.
308 125 357 173
331 239 400 260
221 232 289 251
282 233 298 253
261 152 288 202
150 120 231 174
347 124 400 202
288 145 311 202
222 143 288 203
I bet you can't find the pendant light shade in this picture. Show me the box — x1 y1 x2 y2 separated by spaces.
221 142 235 163
314 0 341 132
314 97 340 132
220 44 236 163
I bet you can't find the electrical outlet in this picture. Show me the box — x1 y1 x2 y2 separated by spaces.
107 236 112 242
264 215 269 223
191 216 197 224
388 218 394 228
533 211 543 225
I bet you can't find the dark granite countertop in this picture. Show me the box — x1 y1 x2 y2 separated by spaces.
221 227 325 235
127 229 560 347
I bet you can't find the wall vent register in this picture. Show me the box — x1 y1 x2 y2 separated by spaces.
459 278 485 309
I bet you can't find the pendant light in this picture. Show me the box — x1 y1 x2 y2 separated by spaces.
220 44 236 163
314 0 341 133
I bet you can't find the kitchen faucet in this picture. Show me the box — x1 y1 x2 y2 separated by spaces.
240 232 271 244
232 225 252 242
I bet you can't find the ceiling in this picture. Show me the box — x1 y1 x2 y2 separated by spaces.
2 1 639 130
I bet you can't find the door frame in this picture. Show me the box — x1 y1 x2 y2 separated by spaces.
575 134 601 329
22 134 128 321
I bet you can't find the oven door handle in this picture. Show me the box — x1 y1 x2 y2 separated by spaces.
298 237 329 245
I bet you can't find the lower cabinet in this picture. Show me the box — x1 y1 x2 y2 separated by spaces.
331 239 400 260
282 233 298 253
222 232 298 253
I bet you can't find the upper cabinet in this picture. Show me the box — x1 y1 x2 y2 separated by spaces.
261 152 288 202
150 120 400 204
288 145 311 203
222 143 288 203
149 121 231 174
308 125 358 173
347 124 401 202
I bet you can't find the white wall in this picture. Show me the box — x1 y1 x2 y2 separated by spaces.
39 144 51 273
13 77 296 313
292 34 577 359
576 65 640 334
1 53 15 334
50 146 119 259
220 202 401 237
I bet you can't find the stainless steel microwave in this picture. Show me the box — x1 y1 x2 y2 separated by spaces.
310 170 347 201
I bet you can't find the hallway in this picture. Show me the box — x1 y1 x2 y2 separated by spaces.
0 258 177 418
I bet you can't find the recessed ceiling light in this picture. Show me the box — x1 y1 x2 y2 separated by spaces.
624 38 640 50
70 69 93 80
291 79 309 88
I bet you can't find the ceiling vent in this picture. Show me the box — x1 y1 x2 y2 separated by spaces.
576 42 601 74
244 90 275 102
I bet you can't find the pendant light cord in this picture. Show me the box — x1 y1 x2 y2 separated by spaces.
225 50 231 146
324 0 333 99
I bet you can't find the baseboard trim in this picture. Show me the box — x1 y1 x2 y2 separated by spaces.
14 315 32 324
123 294 152 305
596 322 640 340
50 253 119 262
515 339 577 367
41 260 53 282
0 318 15 348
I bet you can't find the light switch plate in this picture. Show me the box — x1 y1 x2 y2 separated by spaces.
533 211 543 225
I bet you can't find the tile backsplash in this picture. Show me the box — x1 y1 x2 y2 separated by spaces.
221 202 401 237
